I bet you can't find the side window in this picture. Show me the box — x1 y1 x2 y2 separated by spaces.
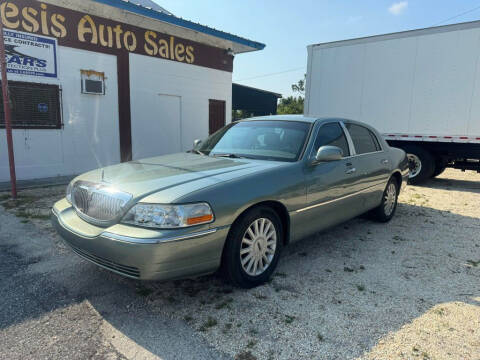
313 123 350 157
346 124 380 154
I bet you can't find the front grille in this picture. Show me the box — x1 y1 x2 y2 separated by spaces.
69 244 140 278
71 181 132 224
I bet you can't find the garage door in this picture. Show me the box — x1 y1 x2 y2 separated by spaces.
131 94 182 160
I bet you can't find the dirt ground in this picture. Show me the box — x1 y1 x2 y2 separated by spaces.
0 168 479 360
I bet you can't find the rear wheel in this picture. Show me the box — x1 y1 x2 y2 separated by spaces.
431 158 447 178
370 177 399 222
221 206 283 288
402 144 435 184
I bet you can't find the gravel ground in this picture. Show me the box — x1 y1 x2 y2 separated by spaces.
0 168 479 360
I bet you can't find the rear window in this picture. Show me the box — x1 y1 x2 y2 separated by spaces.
346 123 381 154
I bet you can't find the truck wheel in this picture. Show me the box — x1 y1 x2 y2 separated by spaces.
221 206 283 288
402 144 435 184
431 159 447 178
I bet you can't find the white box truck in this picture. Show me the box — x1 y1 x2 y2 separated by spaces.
305 21 480 183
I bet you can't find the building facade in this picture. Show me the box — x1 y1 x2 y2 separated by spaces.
0 0 264 182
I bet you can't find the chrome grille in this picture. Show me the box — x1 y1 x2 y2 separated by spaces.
71 181 132 224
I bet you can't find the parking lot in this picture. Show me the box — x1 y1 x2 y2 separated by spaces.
0 169 479 360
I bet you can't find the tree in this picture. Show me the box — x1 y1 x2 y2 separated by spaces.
277 75 306 114
277 96 304 114
291 74 306 95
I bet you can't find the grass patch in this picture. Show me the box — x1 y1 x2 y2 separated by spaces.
246 339 257 348
433 308 446 316
222 323 232 334
1 195 38 210
235 351 257 360
343 266 354 272
284 315 296 324
199 317 217 331
356 284 365 292
184 315 193 322
253 293 268 300
317 333 324 341
215 297 233 309
466 259 480 267
28 213 51 220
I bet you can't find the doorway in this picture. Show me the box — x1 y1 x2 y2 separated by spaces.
209 99 226 134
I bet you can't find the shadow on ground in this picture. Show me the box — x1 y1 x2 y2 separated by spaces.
1 185 479 359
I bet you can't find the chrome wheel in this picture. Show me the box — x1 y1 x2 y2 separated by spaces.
240 218 277 276
407 153 422 179
384 182 397 216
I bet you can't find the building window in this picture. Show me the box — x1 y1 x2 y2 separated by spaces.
0 81 62 129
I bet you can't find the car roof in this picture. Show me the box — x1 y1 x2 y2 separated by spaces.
242 115 349 124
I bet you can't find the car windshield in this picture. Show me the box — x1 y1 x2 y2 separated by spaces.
196 120 311 161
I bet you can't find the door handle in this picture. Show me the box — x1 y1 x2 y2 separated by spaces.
381 159 389 165
346 168 356 174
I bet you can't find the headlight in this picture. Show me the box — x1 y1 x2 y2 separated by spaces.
122 202 214 229
66 181 74 204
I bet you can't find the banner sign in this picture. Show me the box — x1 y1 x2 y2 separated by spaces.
4 29 57 78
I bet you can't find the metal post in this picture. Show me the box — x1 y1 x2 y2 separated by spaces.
0 20 17 198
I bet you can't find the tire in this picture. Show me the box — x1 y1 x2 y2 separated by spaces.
370 177 399 222
402 144 435 184
431 159 447 178
221 206 283 288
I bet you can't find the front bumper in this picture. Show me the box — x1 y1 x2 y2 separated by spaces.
52 199 229 281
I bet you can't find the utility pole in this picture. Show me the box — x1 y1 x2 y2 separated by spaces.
0 19 17 198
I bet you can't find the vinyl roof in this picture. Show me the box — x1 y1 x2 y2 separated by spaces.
92 0 265 53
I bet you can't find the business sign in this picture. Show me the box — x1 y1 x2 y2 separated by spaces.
0 1 233 72
3 29 57 78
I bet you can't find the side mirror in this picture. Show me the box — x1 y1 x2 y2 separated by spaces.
193 139 202 148
314 145 343 162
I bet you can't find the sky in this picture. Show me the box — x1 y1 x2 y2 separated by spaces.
154 1 480 98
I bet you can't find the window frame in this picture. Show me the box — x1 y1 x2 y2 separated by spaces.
0 81 62 130
308 120 354 160
343 122 383 156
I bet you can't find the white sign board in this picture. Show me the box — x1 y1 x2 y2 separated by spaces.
4 29 57 78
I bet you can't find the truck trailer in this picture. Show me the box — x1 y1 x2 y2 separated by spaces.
305 21 480 184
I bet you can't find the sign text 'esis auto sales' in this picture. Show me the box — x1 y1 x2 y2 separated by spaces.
0 1 195 64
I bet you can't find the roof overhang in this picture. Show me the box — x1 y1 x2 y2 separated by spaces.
91 0 265 53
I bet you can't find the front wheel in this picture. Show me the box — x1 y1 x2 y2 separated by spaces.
221 206 283 288
370 177 399 222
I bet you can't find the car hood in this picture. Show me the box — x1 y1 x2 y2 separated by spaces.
75 152 285 202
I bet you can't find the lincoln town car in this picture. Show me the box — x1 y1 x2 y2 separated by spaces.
52 116 409 288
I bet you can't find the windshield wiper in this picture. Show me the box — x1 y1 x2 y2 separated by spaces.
188 149 206 155
212 153 244 159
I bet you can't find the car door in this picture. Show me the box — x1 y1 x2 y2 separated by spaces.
295 121 364 240
344 122 391 210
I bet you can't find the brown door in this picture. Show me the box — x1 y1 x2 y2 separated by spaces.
209 99 226 134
